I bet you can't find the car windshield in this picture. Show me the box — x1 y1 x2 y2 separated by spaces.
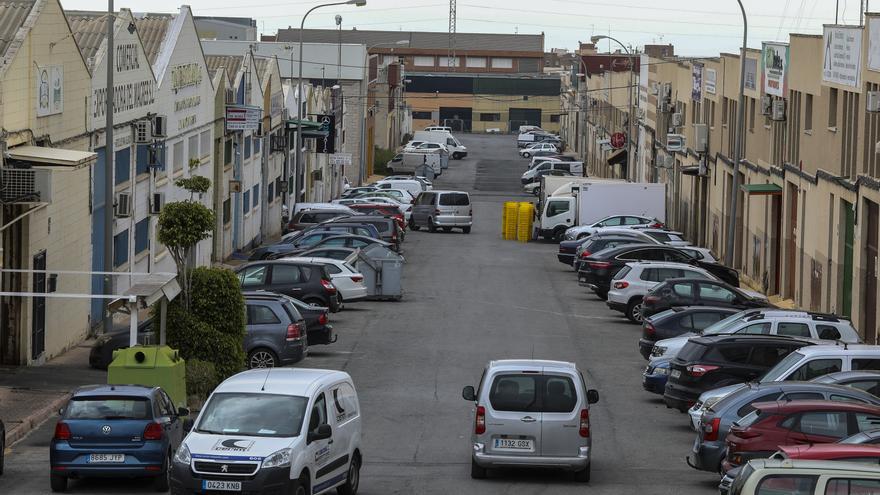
196 393 308 437
65 396 152 420
701 312 749 336
758 352 806 383
728 463 754 495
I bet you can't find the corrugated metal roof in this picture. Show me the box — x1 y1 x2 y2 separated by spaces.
275 28 543 52
133 13 173 66
0 0 36 58
205 54 242 82
66 11 108 63
254 56 268 83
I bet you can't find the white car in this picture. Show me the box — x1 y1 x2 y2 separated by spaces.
171 368 362 494
519 143 557 158
284 256 367 302
564 215 664 240
607 262 717 323
373 179 424 198
384 175 433 190
678 246 717 262
331 198 373 206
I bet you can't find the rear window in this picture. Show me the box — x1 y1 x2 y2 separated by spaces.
439 193 469 206
613 266 631 280
65 396 152 420
677 341 709 362
489 375 539 412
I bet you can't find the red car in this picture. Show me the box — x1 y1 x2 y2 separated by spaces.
723 400 880 472
777 443 880 462
348 203 406 231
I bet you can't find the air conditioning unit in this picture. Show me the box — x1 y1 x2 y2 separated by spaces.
868 91 880 113
114 192 132 217
150 192 165 214
760 95 773 116
771 99 786 121
134 120 152 144
666 133 685 152
660 101 671 113
0 167 52 203
152 115 168 138
671 112 683 127
694 123 709 153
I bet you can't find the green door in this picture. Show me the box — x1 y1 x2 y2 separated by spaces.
842 201 855 318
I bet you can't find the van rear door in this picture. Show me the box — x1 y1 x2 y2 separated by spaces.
438 192 470 220
540 372 585 457
484 372 542 458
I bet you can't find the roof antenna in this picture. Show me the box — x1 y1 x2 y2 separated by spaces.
261 367 272 391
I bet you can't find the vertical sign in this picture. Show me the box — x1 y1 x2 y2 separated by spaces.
744 57 758 91
823 25 863 88
869 18 880 71
36 65 63 117
316 114 336 154
691 63 703 101
705 68 717 95
762 42 789 97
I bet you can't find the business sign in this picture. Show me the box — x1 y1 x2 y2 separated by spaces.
316 114 336 154
869 18 880 71
330 153 352 167
823 25 863 88
225 105 262 131
744 57 758 91
692 63 703 101
705 68 717 95
762 42 789 97
36 65 63 117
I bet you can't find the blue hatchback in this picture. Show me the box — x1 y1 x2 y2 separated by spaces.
50 384 187 492
642 359 671 395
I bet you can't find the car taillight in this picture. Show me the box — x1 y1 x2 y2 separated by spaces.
644 295 659 304
469 208 473 216
703 417 721 441
579 250 592 259
286 322 302 340
613 281 629 289
650 222 664 228
318 312 329 325
588 261 610 269
643 322 655 337
321 279 336 293
579 409 590 437
686 364 720 377
144 422 163 441
350 274 363 283
434 209 441 215
475 406 486 434
54 422 71 441
731 428 761 439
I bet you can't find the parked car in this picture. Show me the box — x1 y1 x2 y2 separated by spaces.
722 458 880 495
384 174 433 190
687 382 880 474
282 257 367 302
279 294 335 345
812 370 880 397
373 179 425 197
461 359 599 481
632 228 690 247
243 292 308 368
287 207 357 232
341 186 379 198
519 142 557 158
564 215 664 240
640 278 767 319
330 215 402 249
410 190 472 233
524 169 574 194
607 261 719 323
840 428 880 445
348 203 406 231
170 368 362 495
300 246 358 261
88 318 156 369
235 260 340 312
294 234 391 258
677 246 718 262
252 225 379 260
642 358 673 395
723 400 880 472
558 234 648 268
50 385 187 492
521 160 581 184
638 306 741 359
663 334 815 412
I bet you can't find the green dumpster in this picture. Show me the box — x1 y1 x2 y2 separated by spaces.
108 346 187 409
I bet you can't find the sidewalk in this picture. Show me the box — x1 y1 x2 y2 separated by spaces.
0 341 105 446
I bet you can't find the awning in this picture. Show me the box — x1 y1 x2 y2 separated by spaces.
286 119 322 130
607 149 627 166
740 183 782 196
682 165 702 176
302 129 329 138
7 146 97 167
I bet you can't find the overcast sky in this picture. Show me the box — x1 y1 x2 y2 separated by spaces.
62 0 856 57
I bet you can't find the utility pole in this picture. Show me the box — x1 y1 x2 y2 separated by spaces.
448 0 456 70
725 0 748 267
102 0 115 335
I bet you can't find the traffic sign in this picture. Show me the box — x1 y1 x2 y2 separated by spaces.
611 132 626 149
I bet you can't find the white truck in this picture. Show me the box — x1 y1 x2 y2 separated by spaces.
534 181 666 241
387 152 441 179
412 130 468 159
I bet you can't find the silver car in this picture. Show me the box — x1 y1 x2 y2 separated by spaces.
410 190 472 233
461 359 599 481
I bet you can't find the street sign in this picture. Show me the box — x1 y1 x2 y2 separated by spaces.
225 105 262 131
611 132 626 149
316 114 336 154
330 153 352 167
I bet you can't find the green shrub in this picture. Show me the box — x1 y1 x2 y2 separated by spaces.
185 358 218 404
373 146 397 176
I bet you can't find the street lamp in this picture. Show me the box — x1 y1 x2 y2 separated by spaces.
296 0 366 202
592 35 635 182
725 0 748 267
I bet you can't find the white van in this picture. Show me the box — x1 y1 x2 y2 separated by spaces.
373 179 424 198
424 126 452 132
388 153 440 179
521 160 583 183
171 368 362 495
412 130 467 159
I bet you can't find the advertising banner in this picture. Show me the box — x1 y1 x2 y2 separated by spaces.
705 68 717 94
692 63 703 101
36 65 63 117
316 114 336 154
823 25 863 87
762 42 789 97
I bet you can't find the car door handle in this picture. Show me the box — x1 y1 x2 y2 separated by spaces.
328 439 334 444
521 416 537 423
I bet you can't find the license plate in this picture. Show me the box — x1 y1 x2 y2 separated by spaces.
670 369 681 379
88 453 124 463
494 438 534 451
203 480 242 491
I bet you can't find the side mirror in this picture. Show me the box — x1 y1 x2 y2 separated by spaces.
308 424 332 443
58 407 65 416
462 386 476 402
178 407 190 417
587 389 600 404
183 418 195 433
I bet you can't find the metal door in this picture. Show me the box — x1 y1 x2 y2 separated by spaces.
31 250 46 360
786 185 799 299
865 200 879 343
771 195 783 295
540 373 584 457
842 201 855 318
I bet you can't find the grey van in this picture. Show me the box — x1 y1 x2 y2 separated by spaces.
462 359 599 482
410 190 472 233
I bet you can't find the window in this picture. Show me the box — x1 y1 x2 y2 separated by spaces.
855 412 880 433
546 200 570 217
275 176 284 198
818 325 843 340
254 136 261 154
805 93 813 131
550 114 560 123
489 375 538 412
796 411 848 438
413 56 434 67
188 134 199 164
134 218 149 255
672 282 694 297
710 344 750 364
755 475 817 494
599 216 624 227
826 478 880 494
439 193 469 206
737 322 771 335
480 113 501 122
749 97 755 132
722 97 729 126
65 397 151 420
748 345 791 367
691 312 727 331
466 56 486 68
736 393 781 417
777 322 811 337
848 380 880 397
248 304 281 325
829 87 839 128
852 359 880 371
172 141 184 176
543 375 577 413
438 56 460 67
113 230 129 268
788 359 843 381
412 111 432 120
223 198 231 225
136 145 150 176
239 265 267 286
224 139 233 166
662 250 693 263
200 131 211 158
268 182 274 200
698 284 738 303
115 147 131 185
244 135 252 159
243 190 250 213
491 57 513 69
332 383 359 422
252 185 260 209
271 265 302 285
308 393 328 431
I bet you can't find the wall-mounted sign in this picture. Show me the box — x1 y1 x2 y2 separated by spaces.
93 80 155 119
869 18 880 72
226 105 262 131
762 42 789 97
330 153 352 167
316 114 336 154
36 65 63 117
823 25 863 88
705 68 717 95
171 63 203 91
115 43 141 72
744 57 758 91
691 63 703 101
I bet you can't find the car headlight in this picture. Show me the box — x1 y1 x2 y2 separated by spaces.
652 346 667 356
261 448 292 469
655 367 669 376
174 443 191 465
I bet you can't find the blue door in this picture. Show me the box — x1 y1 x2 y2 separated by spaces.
90 148 106 325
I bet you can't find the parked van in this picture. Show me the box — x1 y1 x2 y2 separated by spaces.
412 130 468 159
170 368 362 495
521 160 583 184
373 179 424 198
410 190 472 233
387 153 441 178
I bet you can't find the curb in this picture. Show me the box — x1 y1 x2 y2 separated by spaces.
5 393 70 447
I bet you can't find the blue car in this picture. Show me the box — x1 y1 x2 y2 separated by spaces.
50 384 187 492
642 359 671 395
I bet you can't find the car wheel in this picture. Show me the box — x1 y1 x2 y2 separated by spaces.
532 187 541 197
154 452 171 492
50 474 67 492
291 476 308 495
573 463 591 482
523 152 531 158
247 348 278 369
336 453 360 495
452 152 462 160
553 227 566 242
0 435 4 476
626 298 644 323
409 218 420 231
428 218 437 233
442 227 452 233
462 226 471 234
470 458 487 479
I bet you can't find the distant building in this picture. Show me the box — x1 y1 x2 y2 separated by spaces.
194 16 256 41
644 44 674 58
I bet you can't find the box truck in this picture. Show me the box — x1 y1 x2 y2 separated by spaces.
387 152 441 179
412 130 468 159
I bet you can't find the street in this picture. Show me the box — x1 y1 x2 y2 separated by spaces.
0 134 720 494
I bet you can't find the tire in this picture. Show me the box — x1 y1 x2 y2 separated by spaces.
470 458 487 479
553 227 566 242
154 452 171 492
409 218 420 231
573 463 591 482
442 227 452 232
462 226 471 234
428 218 437 233
452 152 462 160
336 454 361 495
0 436 4 476
247 348 278 369
50 474 67 492
595 290 608 301
532 188 541 197
291 477 308 495
626 297 644 324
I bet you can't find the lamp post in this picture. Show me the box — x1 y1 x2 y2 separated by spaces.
725 0 748 267
296 0 365 202
592 35 635 182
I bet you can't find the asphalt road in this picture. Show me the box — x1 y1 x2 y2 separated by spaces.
0 133 720 494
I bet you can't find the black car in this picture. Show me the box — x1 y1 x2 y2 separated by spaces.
249 224 379 260
330 215 402 250
558 234 651 268
638 306 742 359
89 318 156 369
663 334 815 411
287 208 356 232
578 244 740 298
641 278 772 319
284 295 335 345
235 260 341 312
